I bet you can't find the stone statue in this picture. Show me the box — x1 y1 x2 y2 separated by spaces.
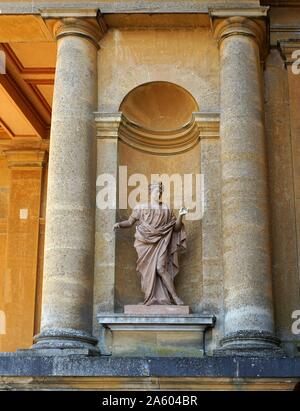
113 182 188 306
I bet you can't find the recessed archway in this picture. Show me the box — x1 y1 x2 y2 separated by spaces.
115 81 202 311
119 82 200 155
119 81 199 132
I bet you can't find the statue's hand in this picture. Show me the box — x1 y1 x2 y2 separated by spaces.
179 207 188 216
113 223 120 231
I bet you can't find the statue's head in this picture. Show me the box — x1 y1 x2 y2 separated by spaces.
148 181 164 200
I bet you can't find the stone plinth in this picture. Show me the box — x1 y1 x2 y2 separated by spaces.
124 305 191 315
97 313 215 357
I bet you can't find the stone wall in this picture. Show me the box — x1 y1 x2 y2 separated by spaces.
0 153 47 352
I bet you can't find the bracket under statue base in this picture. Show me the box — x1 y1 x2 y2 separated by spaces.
97 312 215 357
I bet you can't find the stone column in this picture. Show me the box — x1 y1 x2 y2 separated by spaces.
93 113 121 336
213 16 280 354
32 18 104 354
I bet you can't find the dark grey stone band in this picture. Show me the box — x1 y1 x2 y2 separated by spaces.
0 355 299 378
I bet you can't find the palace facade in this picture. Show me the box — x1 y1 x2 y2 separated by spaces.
0 0 300 390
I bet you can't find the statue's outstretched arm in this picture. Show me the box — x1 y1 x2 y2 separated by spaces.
113 216 136 231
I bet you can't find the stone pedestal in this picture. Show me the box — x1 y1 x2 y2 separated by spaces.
124 305 191 315
97 313 215 357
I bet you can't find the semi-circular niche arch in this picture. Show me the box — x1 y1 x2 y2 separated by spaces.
119 81 200 155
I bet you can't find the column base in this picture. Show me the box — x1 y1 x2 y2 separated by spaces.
214 330 283 357
29 328 100 356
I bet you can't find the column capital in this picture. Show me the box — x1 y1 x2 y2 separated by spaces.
42 9 107 48
278 39 300 66
4 150 47 169
53 16 106 48
210 8 268 57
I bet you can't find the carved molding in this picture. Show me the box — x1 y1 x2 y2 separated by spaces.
194 112 220 140
95 112 122 140
278 39 300 65
42 11 107 47
0 140 49 159
209 7 269 18
4 150 48 168
95 112 220 155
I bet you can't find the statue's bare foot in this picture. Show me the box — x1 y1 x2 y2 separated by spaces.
173 296 184 305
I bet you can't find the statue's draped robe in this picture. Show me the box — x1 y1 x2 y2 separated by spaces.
130 204 186 305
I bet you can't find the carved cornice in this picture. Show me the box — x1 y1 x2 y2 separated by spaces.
209 7 269 18
0 2 273 15
42 10 107 48
0 140 49 159
4 150 48 168
95 112 122 140
194 113 220 140
278 39 300 66
95 112 219 155
41 8 100 19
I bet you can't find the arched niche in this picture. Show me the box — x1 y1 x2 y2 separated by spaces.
120 81 199 131
115 81 202 312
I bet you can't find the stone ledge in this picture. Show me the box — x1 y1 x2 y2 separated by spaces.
97 313 216 356
0 354 300 378
0 2 270 16
97 313 215 325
